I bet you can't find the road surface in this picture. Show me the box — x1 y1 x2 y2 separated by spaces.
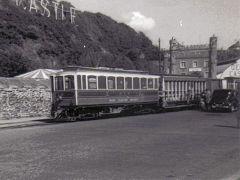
0 110 239 180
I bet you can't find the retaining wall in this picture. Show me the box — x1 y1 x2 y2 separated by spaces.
0 78 51 119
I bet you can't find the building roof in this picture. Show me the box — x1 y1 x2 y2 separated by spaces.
15 69 62 79
217 59 240 79
228 41 240 50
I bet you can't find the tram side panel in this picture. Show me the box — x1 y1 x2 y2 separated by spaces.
77 90 159 106
75 74 160 107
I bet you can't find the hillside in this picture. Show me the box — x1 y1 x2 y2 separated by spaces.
0 0 159 77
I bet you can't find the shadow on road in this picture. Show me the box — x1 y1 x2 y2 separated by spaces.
206 112 227 116
215 124 240 129
36 119 76 124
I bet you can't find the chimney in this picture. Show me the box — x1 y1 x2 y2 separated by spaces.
208 35 217 78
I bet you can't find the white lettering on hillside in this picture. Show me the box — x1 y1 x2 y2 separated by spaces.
15 0 78 24
16 0 22 6
61 4 65 20
29 0 38 13
40 0 50 17
52 1 59 20
70 7 76 24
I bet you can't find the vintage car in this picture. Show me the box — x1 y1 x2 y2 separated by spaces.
210 89 239 112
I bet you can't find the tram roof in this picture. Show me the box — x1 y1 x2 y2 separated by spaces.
62 66 148 74
54 66 159 78
56 66 160 78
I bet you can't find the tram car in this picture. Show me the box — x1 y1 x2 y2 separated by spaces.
50 66 219 120
158 74 207 108
50 66 160 120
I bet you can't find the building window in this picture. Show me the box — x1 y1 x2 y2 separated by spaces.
180 61 186 68
204 60 208 67
205 71 209 77
193 61 197 68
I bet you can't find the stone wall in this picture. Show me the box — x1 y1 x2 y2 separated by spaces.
0 78 51 119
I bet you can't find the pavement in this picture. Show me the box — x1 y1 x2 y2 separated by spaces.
0 116 50 129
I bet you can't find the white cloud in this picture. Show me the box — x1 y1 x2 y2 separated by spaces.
127 11 156 31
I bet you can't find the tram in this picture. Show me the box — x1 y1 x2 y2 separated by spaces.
50 66 160 120
50 66 217 120
158 74 207 108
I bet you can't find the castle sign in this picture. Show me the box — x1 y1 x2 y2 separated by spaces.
15 0 77 23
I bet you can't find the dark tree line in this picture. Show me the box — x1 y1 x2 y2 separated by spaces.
0 0 159 77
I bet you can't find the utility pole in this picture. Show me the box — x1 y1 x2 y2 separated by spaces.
169 37 173 74
158 38 161 73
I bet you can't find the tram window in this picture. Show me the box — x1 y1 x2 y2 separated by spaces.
108 76 115 89
77 75 82 89
117 77 124 89
65 75 75 90
141 78 147 89
154 78 158 89
55 76 64 90
82 75 86 89
125 77 132 89
148 78 153 89
88 76 97 89
50 76 54 92
98 76 106 89
133 77 140 89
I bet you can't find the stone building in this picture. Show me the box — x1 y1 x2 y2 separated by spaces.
168 36 217 78
149 36 218 78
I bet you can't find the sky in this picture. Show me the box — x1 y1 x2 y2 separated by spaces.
63 0 240 49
